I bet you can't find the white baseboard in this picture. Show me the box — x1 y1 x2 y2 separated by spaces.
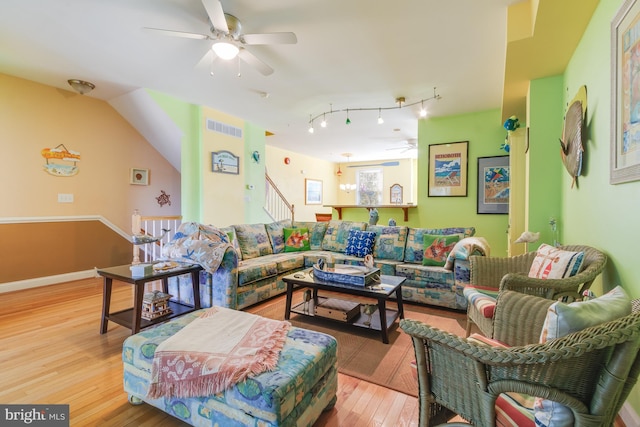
620 401 640 426
0 270 98 293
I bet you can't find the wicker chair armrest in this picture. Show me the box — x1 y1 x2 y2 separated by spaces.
470 253 535 288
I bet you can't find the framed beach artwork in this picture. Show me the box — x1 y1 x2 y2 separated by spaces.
611 0 640 184
428 141 468 197
477 156 509 214
305 178 323 205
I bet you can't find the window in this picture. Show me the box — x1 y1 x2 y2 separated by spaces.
356 169 383 205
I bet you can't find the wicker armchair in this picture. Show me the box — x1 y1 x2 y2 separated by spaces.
400 291 640 427
465 245 607 337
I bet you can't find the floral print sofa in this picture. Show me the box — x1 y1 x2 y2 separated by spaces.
167 220 488 312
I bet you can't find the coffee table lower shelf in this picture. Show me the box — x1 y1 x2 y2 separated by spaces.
290 296 400 333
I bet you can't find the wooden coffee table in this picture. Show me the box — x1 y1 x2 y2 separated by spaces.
282 268 405 344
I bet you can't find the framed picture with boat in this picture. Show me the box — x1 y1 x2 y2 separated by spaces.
477 155 509 214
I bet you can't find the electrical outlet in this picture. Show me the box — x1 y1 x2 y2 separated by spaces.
57 193 74 203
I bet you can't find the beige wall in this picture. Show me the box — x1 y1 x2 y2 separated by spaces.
0 74 181 231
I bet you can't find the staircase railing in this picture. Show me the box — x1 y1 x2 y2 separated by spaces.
132 211 182 263
265 173 295 222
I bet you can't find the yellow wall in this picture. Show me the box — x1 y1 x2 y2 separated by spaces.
0 73 181 231
265 146 337 222
200 107 245 227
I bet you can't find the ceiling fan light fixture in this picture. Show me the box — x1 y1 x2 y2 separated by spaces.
212 41 239 60
67 79 95 95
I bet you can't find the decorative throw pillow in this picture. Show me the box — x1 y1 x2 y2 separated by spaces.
422 234 460 266
344 229 376 257
528 244 584 279
283 227 310 252
535 286 631 427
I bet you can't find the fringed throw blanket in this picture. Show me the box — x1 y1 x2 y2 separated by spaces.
147 306 290 399
443 236 491 271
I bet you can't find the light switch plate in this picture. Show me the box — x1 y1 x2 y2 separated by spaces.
58 193 74 203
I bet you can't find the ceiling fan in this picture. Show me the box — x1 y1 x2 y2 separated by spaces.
386 139 418 153
144 0 297 76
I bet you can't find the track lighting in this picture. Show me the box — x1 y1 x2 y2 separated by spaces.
419 100 427 117
307 87 440 131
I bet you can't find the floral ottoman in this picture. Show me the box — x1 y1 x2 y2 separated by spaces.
123 310 338 426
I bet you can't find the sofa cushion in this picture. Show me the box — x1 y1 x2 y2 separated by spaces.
237 256 278 286
321 220 367 252
292 221 328 250
344 229 376 257
528 243 584 280
265 219 292 254
284 227 310 252
368 225 408 261
395 264 454 289
234 223 274 260
267 252 305 273
422 234 460 266
404 227 475 264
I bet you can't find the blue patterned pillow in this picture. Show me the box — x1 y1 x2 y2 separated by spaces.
344 229 376 257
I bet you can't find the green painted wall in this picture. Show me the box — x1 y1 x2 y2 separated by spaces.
532 0 640 415
244 123 270 223
528 76 564 249
419 109 509 256
147 90 203 222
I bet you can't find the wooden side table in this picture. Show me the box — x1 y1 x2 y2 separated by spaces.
98 263 202 334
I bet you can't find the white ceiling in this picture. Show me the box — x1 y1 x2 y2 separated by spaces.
0 0 521 163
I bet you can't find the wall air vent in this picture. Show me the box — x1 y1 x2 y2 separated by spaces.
206 119 243 138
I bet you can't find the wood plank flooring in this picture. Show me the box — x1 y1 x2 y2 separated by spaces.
0 278 422 426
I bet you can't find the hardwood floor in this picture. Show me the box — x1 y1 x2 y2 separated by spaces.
0 278 422 426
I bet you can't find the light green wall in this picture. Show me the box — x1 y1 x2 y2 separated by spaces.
147 90 203 222
419 109 509 256
244 123 270 223
528 76 564 248
537 0 640 415
560 0 639 299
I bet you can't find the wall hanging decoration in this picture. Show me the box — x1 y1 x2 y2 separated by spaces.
156 190 171 207
611 0 640 184
428 141 468 197
212 150 240 174
390 183 403 204
41 144 81 177
251 150 260 164
130 168 150 185
560 86 586 188
305 178 323 205
501 115 520 153
477 155 509 214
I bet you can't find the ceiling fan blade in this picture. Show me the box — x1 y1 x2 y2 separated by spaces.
143 27 210 40
201 0 228 32
238 48 273 76
242 32 297 45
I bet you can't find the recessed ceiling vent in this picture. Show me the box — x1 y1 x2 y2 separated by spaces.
206 118 243 138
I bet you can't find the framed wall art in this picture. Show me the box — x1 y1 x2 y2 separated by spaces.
611 0 640 184
130 168 149 185
305 178 323 205
428 141 468 196
477 155 510 214
212 150 240 175
390 183 403 204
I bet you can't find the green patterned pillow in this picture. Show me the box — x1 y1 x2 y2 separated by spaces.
265 219 291 254
368 225 408 261
283 227 310 252
292 221 328 250
219 226 242 260
422 234 460 266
